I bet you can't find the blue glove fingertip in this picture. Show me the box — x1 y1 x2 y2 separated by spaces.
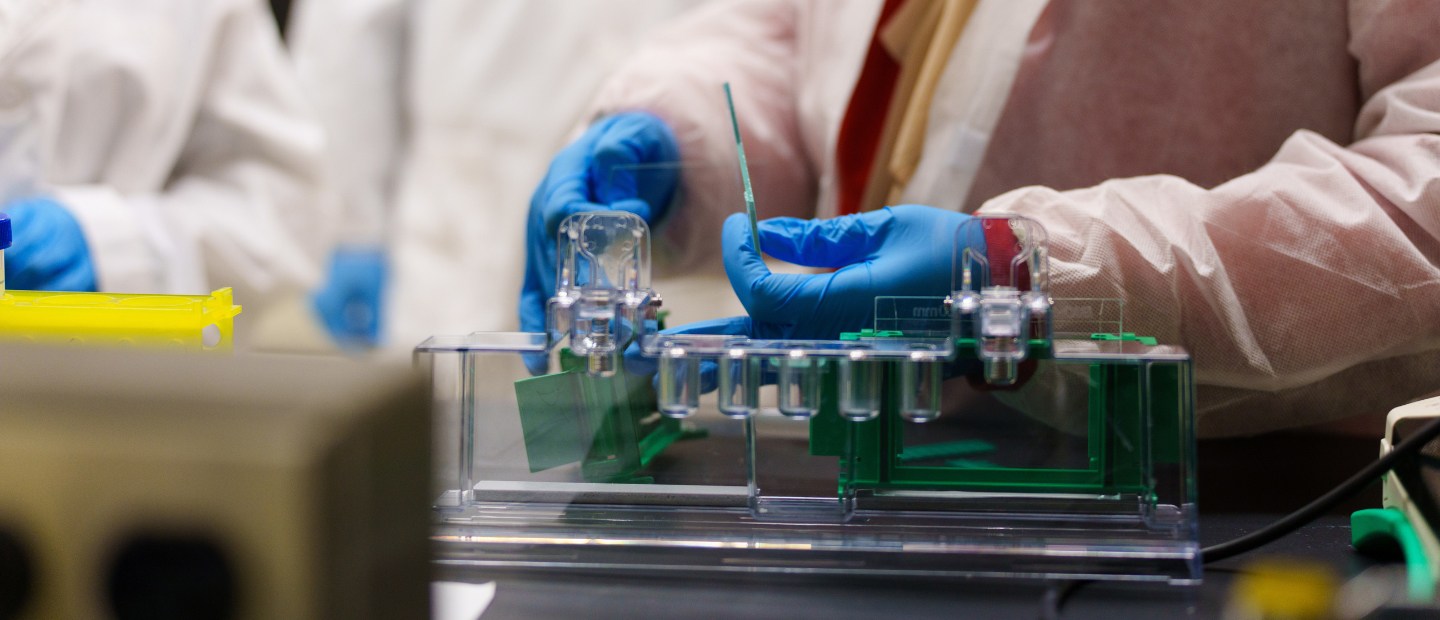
523 351 551 376
608 198 653 223
721 212 768 280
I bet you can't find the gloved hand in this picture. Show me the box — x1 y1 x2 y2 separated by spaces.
2 196 97 291
625 205 984 384
310 247 387 349
519 111 679 375
725 204 981 338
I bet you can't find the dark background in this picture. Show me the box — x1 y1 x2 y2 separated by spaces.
269 0 292 40
1200 431 1382 515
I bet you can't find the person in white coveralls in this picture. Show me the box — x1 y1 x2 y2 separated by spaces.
523 0 1440 437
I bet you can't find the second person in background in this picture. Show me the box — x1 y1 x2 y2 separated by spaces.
0 0 333 327
287 0 719 349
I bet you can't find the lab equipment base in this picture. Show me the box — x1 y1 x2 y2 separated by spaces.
434 500 1200 584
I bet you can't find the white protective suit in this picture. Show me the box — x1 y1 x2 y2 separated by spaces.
0 0 330 311
582 0 1440 437
288 0 716 350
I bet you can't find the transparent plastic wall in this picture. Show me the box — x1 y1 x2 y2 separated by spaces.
417 210 1199 584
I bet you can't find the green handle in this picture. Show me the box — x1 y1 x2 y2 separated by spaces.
1352 507 1435 603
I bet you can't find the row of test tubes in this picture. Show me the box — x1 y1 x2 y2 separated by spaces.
544 211 1050 427
657 349 945 423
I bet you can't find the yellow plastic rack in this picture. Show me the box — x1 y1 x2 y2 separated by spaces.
0 288 242 353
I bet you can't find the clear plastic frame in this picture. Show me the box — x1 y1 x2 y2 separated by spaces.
419 331 1199 583
548 211 657 377
417 217 1199 584
949 215 1052 386
416 89 1198 583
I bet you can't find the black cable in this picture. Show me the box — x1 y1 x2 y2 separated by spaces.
1201 414 1440 564
1038 415 1440 618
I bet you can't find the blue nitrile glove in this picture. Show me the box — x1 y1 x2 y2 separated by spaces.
2 196 97 291
519 111 680 375
625 205 985 389
310 247 387 348
724 205 982 339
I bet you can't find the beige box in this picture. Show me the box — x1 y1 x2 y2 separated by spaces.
0 346 430 620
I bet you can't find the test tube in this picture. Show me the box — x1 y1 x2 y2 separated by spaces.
838 350 880 422
658 347 699 418
900 355 943 423
574 295 618 377
778 350 820 419
718 349 759 419
587 341 617 377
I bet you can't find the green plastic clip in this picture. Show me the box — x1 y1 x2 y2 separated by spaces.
898 440 996 462
1090 332 1158 346
839 329 904 341
514 348 704 484
1352 508 1435 603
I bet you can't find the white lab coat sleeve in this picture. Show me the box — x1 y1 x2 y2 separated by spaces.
56 0 330 304
979 55 1440 437
584 0 820 276
288 0 407 245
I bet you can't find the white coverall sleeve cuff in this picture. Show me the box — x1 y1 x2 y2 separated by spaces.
52 185 164 293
